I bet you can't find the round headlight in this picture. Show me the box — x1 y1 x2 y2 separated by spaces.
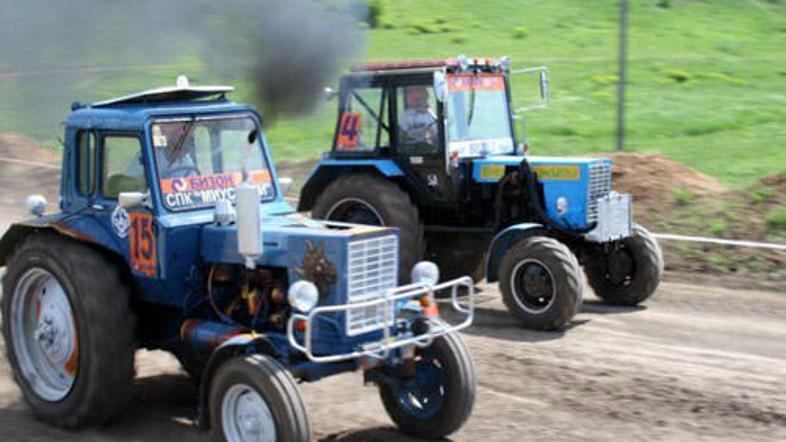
288 280 319 312
411 261 440 285
556 196 568 215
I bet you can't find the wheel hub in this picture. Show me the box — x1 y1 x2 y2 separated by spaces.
511 259 557 314
222 384 276 442
11 268 78 402
607 247 635 285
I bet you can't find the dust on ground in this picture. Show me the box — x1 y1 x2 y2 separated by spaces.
1 281 785 441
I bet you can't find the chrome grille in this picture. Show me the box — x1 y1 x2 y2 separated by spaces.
587 161 612 223
346 235 399 336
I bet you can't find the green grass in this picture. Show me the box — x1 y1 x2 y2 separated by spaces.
1 0 784 187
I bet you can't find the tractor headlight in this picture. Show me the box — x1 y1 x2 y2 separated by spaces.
556 196 568 215
411 261 440 285
288 280 319 312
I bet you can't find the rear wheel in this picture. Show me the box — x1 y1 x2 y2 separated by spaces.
311 174 424 283
499 236 583 330
584 224 663 306
1 234 136 427
209 354 311 442
378 332 475 439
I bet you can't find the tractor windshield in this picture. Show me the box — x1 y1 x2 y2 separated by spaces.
151 115 274 211
446 74 514 157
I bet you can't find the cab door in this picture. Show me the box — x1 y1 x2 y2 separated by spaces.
391 84 451 201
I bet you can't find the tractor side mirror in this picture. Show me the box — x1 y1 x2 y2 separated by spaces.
118 191 149 209
433 71 448 102
278 177 293 194
512 66 551 113
323 87 338 101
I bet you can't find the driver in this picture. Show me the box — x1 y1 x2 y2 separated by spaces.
153 123 199 178
399 86 438 146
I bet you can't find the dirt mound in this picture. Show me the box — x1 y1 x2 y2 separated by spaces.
607 153 726 215
0 133 60 164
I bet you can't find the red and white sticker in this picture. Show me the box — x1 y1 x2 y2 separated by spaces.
447 74 505 92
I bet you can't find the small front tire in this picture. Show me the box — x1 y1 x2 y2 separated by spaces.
378 331 475 439
209 354 311 442
584 224 663 306
499 236 583 330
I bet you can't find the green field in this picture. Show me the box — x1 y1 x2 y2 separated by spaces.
1 0 784 187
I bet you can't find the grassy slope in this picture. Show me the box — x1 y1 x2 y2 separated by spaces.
0 0 784 187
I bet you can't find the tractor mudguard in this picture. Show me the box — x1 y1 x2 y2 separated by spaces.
298 159 404 212
0 214 108 267
485 222 544 283
197 333 279 429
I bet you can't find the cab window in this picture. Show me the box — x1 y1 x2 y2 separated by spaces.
76 130 96 195
101 135 148 199
336 87 389 152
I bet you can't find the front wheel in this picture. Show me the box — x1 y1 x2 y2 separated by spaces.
209 354 311 442
584 224 663 306
499 236 583 330
379 332 475 439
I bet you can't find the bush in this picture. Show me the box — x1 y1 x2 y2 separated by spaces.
766 206 786 230
672 187 697 206
751 186 774 205
512 26 530 39
656 0 672 8
707 219 728 237
365 0 384 29
665 69 694 84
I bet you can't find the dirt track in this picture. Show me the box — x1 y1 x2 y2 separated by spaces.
1 279 785 441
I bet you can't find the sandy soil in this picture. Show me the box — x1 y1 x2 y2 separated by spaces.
1 280 784 441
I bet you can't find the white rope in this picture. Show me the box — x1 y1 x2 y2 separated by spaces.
653 233 786 251
0 156 59 170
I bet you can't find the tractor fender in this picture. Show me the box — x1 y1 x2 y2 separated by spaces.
197 333 280 429
485 223 545 283
0 215 105 267
298 159 404 212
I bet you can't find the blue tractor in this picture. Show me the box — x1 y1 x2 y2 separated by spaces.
0 78 477 441
299 56 663 331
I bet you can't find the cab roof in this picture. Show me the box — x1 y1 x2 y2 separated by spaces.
65 77 258 131
350 55 507 76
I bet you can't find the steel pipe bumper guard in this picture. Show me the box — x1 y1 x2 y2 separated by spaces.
286 276 475 363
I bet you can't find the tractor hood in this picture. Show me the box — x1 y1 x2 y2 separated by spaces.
471 155 614 230
201 213 398 302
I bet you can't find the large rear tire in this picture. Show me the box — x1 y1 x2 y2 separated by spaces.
311 174 424 283
584 224 663 306
209 354 311 442
498 236 583 330
378 331 475 439
1 234 136 427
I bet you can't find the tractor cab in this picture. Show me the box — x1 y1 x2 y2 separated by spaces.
322 56 524 203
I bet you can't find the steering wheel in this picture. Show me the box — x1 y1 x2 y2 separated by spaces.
400 119 438 143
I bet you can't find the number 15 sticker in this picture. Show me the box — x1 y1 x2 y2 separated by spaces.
130 212 156 277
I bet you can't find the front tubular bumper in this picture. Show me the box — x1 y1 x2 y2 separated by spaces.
286 276 475 363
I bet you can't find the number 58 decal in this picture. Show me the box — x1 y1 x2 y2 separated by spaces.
130 212 156 277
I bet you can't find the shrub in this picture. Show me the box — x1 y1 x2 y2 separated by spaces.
512 26 530 39
751 186 774 205
665 69 694 84
365 0 384 29
707 219 728 237
656 0 672 8
766 206 786 230
672 187 697 206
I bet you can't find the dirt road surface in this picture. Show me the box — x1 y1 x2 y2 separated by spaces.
1 278 784 441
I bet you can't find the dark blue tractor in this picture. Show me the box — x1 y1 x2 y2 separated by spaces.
299 56 663 331
0 78 477 441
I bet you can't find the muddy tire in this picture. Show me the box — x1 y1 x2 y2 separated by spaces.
379 331 475 439
427 232 489 283
584 224 663 306
209 354 311 442
1 234 136 427
311 174 424 283
499 236 583 330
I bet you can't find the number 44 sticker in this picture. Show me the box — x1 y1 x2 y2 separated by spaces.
129 212 156 277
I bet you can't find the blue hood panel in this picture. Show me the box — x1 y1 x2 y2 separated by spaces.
472 155 613 230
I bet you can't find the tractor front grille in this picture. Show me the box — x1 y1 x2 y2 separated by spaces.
346 235 399 336
587 161 612 223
